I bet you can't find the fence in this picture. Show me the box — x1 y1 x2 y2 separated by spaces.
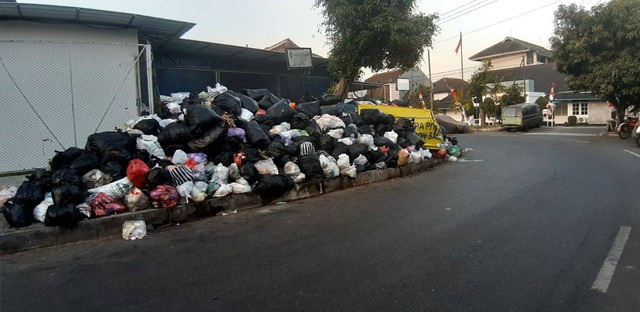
0 40 153 174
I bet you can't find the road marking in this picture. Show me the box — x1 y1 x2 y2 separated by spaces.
623 150 640 158
591 226 632 293
562 138 590 144
456 159 484 163
523 133 597 137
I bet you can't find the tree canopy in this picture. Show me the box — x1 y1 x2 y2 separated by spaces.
315 0 438 98
466 60 503 123
550 0 640 122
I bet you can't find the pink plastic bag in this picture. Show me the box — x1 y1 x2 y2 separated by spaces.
91 192 127 217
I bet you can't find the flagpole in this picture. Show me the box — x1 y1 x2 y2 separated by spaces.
460 32 464 82
428 49 433 110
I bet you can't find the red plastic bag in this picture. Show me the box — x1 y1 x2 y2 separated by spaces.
127 159 150 189
91 192 127 216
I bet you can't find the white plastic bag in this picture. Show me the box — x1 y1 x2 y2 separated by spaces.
279 130 302 140
357 134 375 148
449 156 458 162
337 138 354 146
213 184 233 197
230 178 252 194
159 118 177 128
166 102 182 114
177 181 194 199
0 186 18 207
270 122 291 134
314 114 345 130
211 163 230 184
240 108 254 122
191 187 207 202
337 154 351 170
255 158 279 175
33 193 53 223
172 149 188 165
87 177 133 199
341 165 357 178
410 151 423 164
122 220 147 240
228 163 241 181
170 92 190 101
284 161 306 183
384 130 398 144
206 83 228 100
319 155 340 179
420 148 433 159
327 129 344 139
353 154 368 166
136 135 166 159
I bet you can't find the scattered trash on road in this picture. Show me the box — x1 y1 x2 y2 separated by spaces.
122 220 147 240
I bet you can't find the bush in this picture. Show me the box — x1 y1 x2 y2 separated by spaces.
568 115 577 126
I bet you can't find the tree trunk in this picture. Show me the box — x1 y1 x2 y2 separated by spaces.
333 77 353 99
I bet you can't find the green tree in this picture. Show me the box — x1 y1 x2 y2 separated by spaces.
402 83 431 108
467 60 502 124
535 96 549 110
501 83 526 106
315 0 438 98
550 0 640 123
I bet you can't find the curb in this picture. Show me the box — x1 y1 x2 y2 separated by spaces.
0 159 443 254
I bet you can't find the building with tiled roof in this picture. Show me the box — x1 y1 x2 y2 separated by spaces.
363 67 429 102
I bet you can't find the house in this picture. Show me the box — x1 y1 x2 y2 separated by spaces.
468 37 610 125
364 67 429 102
0 2 331 173
431 77 468 119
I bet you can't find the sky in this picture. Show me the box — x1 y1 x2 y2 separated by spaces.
26 0 607 81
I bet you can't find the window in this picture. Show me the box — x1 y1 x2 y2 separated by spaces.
526 51 534 65
572 102 588 115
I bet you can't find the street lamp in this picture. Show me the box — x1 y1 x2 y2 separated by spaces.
473 101 480 124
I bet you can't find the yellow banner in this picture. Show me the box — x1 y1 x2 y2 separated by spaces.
357 104 444 149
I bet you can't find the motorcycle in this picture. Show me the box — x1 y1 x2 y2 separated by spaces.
617 116 638 140
634 121 640 148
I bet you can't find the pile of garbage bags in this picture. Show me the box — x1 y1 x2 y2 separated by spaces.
2 84 437 229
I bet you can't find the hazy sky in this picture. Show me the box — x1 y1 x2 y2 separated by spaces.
27 0 606 81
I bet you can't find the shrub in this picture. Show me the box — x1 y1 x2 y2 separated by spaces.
568 115 577 126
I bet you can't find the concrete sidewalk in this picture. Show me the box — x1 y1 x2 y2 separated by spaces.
0 159 444 254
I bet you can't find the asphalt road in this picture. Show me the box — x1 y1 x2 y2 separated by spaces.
2 126 639 312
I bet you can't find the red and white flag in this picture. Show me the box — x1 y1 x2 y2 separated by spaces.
455 34 462 55
549 82 556 102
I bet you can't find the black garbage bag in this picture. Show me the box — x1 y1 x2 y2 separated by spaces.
213 92 242 116
343 124 359 138
266 139 289 160
267 100 296 124
296 100 321 118
184 105 223 135
290 113 310 130
320 104 340 116
49 147 85 171
238 145 263 164
51 168 82 186
253 174 295 198
395 118 416 134
320 94 341 106
243 120 271 149
336 102 358 115
187 126 227 152
297 154 323 180
238 94 260 114
133 118 161 136
357 125 375 135
385 152 399 168
101 161 126 180
396 137 408 148
28 169 53 191
406 132 425 147
375 123 392 136
299 93 317 103
14 180 45 208
254 112 273 126
351 112 364 126
347 144 368 162
384 114 396 125
292 136 319 152
158 122 194 147
367 149 388 164
211 147 235 167
374 136 394 148
51 183 85 205
3 200 33 228
132 150 151 165
257 95 275 110
339 114 355 126
162 144 187 159
69 152 100 175
391 99 411 107
360 109 387 125
244 89 276 101
45 202 83 228
331 142 349 160
356 164 366 173
240 162 259 185
305 120 323 138
85 132 136 162
147 167 172 189
319 134 336 153
364 161 376 171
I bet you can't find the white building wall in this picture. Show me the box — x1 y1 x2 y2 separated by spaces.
0 21 140 173
488 53 527 69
